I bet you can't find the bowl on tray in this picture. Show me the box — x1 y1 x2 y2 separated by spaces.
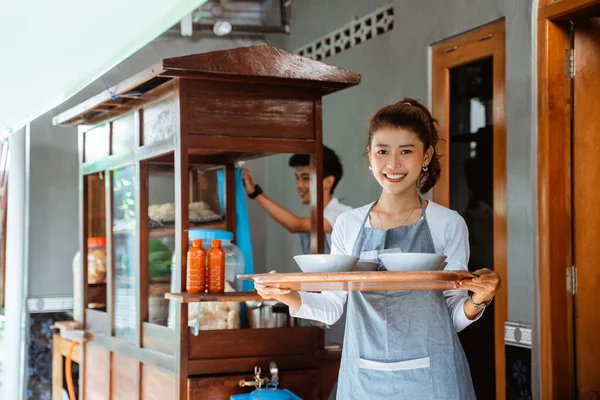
377 253 447 272
293 254 359 273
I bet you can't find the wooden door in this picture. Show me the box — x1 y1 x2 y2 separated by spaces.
431 20 506 400
573 17 600 399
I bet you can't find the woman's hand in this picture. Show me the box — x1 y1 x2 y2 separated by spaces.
459 268 501 304
254 271 301 310
255 281 292 300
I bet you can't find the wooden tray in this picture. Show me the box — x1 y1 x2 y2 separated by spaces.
238 270 475 292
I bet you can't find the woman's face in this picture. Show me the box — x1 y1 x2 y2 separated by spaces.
368 126 432 196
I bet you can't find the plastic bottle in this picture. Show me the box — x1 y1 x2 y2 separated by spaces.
186 239 206 294
187 229 245 291
207 240 226 294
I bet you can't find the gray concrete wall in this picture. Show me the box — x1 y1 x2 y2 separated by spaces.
265 0 536 325
28 34 266 298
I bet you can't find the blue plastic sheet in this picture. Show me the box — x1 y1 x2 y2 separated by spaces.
230 388 303 400
217 168 255 291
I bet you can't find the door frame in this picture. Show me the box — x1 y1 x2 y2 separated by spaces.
431 19 507 400
538 1 600 399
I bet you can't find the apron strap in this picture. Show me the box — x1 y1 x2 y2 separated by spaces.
362 202 377 227
419 197 427 220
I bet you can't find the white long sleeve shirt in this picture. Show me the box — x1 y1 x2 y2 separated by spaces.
290 200 481 333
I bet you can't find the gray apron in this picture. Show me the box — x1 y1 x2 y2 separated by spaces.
337 200 475 399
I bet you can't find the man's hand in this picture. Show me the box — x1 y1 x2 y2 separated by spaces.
242 167 256 194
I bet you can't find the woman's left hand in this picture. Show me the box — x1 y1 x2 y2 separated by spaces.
459 268 501 303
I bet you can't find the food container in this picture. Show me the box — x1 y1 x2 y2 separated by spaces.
188 229 245 291
245 301 294 329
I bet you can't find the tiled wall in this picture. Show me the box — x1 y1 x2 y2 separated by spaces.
28 312 78 400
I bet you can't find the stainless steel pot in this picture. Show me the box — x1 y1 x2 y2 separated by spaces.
245 301 294 329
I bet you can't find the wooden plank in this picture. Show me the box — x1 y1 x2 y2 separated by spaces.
53 63 166 126
239 270 474 292
85 342 110 400
141 364 177 400
491 24 508 400
188 354 319 375
310 100 324 254
80 78 177 127
183 79 322 101
85 308 109 335
186 85 315 140
56 336 82 364
142 322 176 355
319 351 341 400
111 353 139 400
165 291 261 303
160 69 355 95
105 169 114 337
112 113 136 156
77 126 88 397
81 153 134 175
143 92 180 146
188 327 322 360
175 78 190 400
84 124 110 163
573 17 600 399
137 161 149 346
80 139 176 176
161 44 361 86
90 332 176 372
134 159 148 399
537 13 575 400
52 334 64 400
187 135 316 155
543 0 600 20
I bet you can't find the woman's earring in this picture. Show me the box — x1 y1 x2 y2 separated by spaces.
422 165 428 172
368 165 373 171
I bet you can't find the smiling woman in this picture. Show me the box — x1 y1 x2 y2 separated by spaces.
254 98 501 400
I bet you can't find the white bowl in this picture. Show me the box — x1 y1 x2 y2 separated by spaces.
377 253 447 272
293 254 359 273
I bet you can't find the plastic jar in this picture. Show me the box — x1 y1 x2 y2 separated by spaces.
72 237 107 322
188 229 245 292
87 237 107 284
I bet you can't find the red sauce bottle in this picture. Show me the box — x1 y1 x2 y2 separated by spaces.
207 240 226 294
186 240 206 294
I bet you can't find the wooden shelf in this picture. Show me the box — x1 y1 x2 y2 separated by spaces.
165 291 261 303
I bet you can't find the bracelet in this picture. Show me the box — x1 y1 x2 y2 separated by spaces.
248 184 263 199
467 291 493 309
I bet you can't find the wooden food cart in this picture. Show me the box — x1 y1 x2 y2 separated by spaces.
53 44 360 399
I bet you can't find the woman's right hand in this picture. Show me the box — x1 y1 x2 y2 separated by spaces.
254 271 301 310
255 282 292 300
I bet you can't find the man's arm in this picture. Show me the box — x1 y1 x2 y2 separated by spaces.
242 168 333 234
